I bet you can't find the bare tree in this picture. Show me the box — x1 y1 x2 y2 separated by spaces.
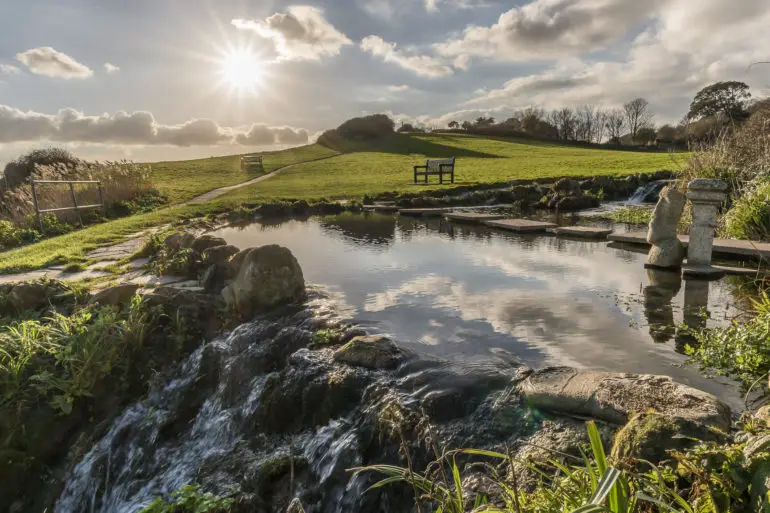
624 98 653 143
520 107 546 134
605 109 625 144
594 108 608 143
575 104 601 142
549 107 577 141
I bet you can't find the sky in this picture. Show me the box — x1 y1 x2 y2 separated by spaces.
1 0 769 164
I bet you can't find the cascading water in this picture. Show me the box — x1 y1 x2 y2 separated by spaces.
55 294 531 513
626 180 676 204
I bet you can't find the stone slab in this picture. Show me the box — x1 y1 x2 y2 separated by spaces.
364 204 399 213
85 237 148 260
444 212 506 223
550 226 614 239
484 219 557 233
398 208 450 217
607 231 770 260
0 268 112 285
682 265 728 280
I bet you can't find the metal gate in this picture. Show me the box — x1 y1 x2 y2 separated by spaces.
31 180 105 232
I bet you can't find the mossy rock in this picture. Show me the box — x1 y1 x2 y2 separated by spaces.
333 335 403 370
611 411 723 466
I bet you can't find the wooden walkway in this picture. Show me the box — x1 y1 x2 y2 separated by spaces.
608 231 770 260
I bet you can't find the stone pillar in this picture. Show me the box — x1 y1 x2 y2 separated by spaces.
683 179 728 279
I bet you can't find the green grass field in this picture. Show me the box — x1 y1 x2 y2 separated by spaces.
214 133 684 204
150 144 337 203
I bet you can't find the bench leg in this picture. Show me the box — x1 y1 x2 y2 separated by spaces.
425 173 428 184
451 171 455 184
440 173 443 184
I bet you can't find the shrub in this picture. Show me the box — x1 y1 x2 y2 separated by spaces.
3 147 79 189
140 485 234 513
336 114 395 140
722 178 770 241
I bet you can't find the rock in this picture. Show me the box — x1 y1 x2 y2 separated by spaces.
333 335 403 369
556 195 600 211
755 405 770 426
7 282 50 312
611 411 722 466
517 367 731 430
202 244 240 267
222 245 306 317
89 284 140 308
744 433 770 467
191 235 227 255
646 186 686 269
646 238 686 269
551 178 582 197
750 461 770 513
143 286 222 340
164 232 195 251
647 186 685 244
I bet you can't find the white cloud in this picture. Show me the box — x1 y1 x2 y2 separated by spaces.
435 0 660 62
360 35 454 77
104 62 120 74
232 6 352 61
425 0 440 13
0 105 309 147
0 64 21 75
15 47 93 78
460 0 770 122
453 54 470 71
387 84 411 92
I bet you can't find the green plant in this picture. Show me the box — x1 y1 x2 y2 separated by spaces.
140 484 234 513
687 290 770 389
588 206 652 225
722 178 770 241
149 247 199 277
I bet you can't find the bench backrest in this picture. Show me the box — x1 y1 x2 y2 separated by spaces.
426 158 455 172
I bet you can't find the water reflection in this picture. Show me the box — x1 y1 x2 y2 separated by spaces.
211 213 743 406
676 279 711 353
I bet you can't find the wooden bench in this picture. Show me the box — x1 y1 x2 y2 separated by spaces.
414 157 455 184
240 155 264 172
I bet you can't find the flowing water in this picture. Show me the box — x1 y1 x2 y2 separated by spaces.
57 212 749 512
626 179 676 204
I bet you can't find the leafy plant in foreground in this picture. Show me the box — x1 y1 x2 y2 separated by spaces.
140 484 234 513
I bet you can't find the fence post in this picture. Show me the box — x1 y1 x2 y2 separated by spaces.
97 181 106 216
69 182 84 228
31 180 43 233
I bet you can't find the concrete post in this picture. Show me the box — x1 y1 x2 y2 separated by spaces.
683 179 728 279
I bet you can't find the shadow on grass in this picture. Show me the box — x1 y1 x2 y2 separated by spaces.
329 133 502 159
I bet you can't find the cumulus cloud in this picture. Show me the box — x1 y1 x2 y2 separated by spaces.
15 47 93 78
435 0 660 61
0 64 21 75
104 62 120 74
461 0 770 122
0 105 310 147
232 6 352 61
360 35 454 77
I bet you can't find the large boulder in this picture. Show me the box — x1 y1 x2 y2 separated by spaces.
517 367 731 430
191 235 227 255
89 284 140 308
552 178 582 197
333 335 403 369
610 411 723 466
202 244 240 267
7 282 50 312
646 186 685 244
222 245 306 317
556 195 600 211
164 232 196 251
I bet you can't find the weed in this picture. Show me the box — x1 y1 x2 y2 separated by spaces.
588 207 652 225
722 178 770 241
140 484 234 513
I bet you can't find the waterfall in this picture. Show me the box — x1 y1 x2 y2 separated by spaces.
626 180 675 204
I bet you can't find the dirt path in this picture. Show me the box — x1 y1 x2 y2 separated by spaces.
187 154 340 204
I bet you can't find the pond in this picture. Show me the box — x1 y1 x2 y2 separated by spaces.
211 212 745 408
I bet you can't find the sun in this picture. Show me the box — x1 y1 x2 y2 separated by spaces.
220 48 264 92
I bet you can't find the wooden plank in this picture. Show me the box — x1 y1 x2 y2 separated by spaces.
365 204 400 213
484 219 557 233
607 231 770 260
444 212 506 223
550 226 614 239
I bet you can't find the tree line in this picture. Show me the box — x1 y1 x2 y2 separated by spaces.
429 81 760 147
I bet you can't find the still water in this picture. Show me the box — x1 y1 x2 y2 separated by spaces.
211 212 744 406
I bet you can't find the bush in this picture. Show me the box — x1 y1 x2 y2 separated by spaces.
140 485 233 513
3 147 79 189
723 179 770 241
336 114 395 140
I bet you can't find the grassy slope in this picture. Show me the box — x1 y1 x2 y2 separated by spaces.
214 133 684 204
151 144 337 203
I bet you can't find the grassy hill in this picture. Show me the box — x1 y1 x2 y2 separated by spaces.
215 133 685 204
150 144 337 203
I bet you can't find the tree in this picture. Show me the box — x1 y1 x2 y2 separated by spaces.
636 126 657 144
461 121 473 130
575 104 601 142
549 108 576 140
605 109 625 144
656 124 678 143
398 123 416 133
687 81 751 121
520 107 546 134
474 116 495 128
448 120 459 129
624 98 653 143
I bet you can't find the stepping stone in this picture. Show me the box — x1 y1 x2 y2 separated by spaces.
608 231 770 260
484 219 557 233
711 264 767 277
365 204 399 213
86 237 148 260
550 226 614 239
444 212 506 223
398 208 449 217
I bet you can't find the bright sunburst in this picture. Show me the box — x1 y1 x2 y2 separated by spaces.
220 48 264 93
